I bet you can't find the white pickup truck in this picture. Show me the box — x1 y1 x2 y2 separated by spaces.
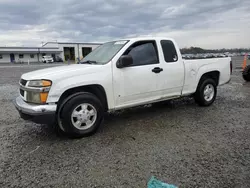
14 37 232 138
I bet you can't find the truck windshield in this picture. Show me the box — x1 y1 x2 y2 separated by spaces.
79 40 129 65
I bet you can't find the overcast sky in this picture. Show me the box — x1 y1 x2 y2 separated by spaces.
0 0 249 49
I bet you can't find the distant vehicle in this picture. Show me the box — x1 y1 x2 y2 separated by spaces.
53 56 63 62
42 56 54 63
214 54 219 58
13 59 24 64
14 37 232 138
217 54 226 58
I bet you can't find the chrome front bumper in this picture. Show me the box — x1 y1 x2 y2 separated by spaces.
13 96 57 124
13 96 57 115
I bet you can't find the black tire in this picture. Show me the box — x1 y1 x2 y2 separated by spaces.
49 120 68 137
59 92 104 138
194 78 217 106
242 65 250 82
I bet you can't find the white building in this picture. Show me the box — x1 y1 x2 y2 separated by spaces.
42 42 102 61
0 41 102 64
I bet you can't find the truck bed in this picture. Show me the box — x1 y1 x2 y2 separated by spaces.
182 57 231 95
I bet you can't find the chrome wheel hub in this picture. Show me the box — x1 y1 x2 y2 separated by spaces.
71 103 97 130
204 84 215 102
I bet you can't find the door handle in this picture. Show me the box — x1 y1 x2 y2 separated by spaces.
152 67 163 73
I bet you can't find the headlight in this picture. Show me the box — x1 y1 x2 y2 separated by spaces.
25 80 51 104
26 91 41 104
26 91 49 104
28 80 52 87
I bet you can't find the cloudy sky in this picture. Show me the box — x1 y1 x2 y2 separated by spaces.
0 0 249 49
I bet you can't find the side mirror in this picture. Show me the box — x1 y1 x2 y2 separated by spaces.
116 55 133 68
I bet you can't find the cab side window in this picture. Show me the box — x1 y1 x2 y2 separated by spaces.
123 41 159 66
161 40 178 63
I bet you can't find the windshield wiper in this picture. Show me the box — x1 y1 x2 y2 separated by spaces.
79 60 97 64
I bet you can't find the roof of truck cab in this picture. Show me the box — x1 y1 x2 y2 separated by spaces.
117 37 175 41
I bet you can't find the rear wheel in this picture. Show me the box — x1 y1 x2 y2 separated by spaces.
59 93 104 138
242 65 250 82
194 78 217 106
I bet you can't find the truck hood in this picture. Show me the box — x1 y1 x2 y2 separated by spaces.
21 64 103 81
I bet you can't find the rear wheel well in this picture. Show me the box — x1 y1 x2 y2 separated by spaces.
198 71 220 86
57 85 108 112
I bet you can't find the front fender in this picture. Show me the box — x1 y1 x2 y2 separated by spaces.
46 72 114 109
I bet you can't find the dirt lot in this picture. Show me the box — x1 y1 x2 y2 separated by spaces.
0 57 249 188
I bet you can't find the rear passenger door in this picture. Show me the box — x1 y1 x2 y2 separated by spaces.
156 40 185 98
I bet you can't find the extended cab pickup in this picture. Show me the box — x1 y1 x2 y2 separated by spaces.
14 37 232 138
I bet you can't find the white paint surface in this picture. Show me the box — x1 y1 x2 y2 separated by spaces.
19 37 232 111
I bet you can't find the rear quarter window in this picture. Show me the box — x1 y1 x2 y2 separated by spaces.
160 40 178 63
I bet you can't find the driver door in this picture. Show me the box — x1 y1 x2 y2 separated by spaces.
112 40 161 109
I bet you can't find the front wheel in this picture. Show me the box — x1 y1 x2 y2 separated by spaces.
59 93 104 138
194 78 217 106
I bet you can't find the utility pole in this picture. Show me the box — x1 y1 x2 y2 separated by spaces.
77 43 80 62
38 48 40 63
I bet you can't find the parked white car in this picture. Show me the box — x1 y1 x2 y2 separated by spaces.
42 56 54 63
14 37 232 138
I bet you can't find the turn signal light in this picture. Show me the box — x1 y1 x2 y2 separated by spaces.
40 92 49 103
42 80 52 87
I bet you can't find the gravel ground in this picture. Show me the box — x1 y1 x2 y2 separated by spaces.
0 57 250 188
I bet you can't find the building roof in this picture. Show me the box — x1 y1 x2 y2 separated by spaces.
0 46 62 53
42 41 103 47
0 46 59 49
